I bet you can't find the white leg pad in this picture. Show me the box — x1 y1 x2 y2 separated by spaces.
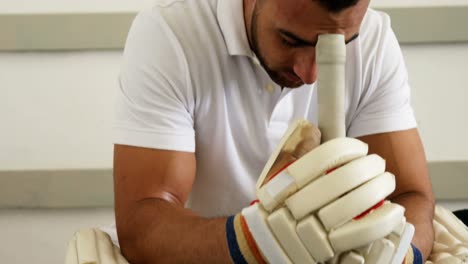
434 205 468 243
286 154 385 220
76 229 99 263
267 207 317 264
329 202 405 252
365 238 395 264
65 233 79 264
318 172 396 231
258 137 368 211
95 229 120 264
296 214 335 262
389 223 415 264
341 251 365 264
437 231 463 248
242 204 292 264
65 228 130 264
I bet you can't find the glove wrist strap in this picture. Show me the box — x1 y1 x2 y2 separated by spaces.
404 243 423 264
226 215 266 264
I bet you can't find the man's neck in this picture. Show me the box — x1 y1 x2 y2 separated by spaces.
243 0 254 52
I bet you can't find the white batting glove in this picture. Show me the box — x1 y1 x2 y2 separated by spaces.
226 120 410 264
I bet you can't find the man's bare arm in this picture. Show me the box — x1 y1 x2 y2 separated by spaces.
113 145 231 263
358 128 435 260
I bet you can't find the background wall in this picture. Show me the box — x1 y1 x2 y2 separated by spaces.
1 0 466 13
1 0 468 206
1 44 467 171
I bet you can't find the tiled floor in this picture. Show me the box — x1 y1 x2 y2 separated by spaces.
1 201 467 264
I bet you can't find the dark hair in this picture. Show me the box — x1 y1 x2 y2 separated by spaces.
314 0 360 12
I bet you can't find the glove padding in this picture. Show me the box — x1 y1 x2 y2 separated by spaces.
232 120 412 264
426 205 468 264
65 228 129 264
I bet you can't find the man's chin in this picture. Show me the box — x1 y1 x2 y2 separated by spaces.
269 71 304 88
271 76 304 88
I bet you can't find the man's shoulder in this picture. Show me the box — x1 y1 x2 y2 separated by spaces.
140 0 220 35
360 8 392 43
134 0 227 65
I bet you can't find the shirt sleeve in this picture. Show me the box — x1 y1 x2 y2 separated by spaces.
347 13 417 138
113 10 196 152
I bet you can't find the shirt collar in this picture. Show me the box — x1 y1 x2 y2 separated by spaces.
217 0 255 58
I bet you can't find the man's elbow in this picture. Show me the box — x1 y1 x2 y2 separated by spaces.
392 189 435 211
117 223 147 264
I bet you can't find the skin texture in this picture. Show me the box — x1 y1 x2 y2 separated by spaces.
114 0 434 262
245 0 367 87
114 146 231 263
358 129 435 260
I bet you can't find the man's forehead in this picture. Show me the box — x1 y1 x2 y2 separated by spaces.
272 0 368 26
271 0 367 38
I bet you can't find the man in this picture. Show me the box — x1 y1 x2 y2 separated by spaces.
110 0 434 262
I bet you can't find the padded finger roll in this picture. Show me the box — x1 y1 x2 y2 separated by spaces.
242 204 292 264
392 217 407 236
326 253 342 264
257 137 368 211
329 202 405 252
356 243 374 256
365 238 395 264
286 137 368 188
318 172 396 231
286 154 385 220
296 214 335 262
341 251 365 264
388 223 415 264
267 207 317 264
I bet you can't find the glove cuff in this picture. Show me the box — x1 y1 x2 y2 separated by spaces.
226 215 266 264
404 243 423 264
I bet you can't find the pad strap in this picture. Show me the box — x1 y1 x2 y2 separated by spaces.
226 215 266 264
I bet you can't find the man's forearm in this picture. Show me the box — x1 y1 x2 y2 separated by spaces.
391 191 435 260
116 198 231 264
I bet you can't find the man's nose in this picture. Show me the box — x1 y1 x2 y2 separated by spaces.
293 53 317 85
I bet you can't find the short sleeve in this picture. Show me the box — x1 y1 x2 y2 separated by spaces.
113 10 195 152
347 14 417 138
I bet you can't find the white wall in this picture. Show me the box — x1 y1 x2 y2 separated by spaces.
1 44 467 170
403 44 468 162
1 0 465 13
1 51 120 170
0 0 156 14
371 0 468 8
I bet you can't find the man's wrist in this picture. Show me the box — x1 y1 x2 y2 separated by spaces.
405 243 423 264
226 215 265 264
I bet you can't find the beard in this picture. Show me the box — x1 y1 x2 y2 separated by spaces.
250 5 304 88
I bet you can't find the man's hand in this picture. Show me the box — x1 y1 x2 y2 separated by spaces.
233 136 409 263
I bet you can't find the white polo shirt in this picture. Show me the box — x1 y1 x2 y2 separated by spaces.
113 0 416 218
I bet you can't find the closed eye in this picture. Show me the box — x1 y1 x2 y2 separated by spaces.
281 36 302 47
